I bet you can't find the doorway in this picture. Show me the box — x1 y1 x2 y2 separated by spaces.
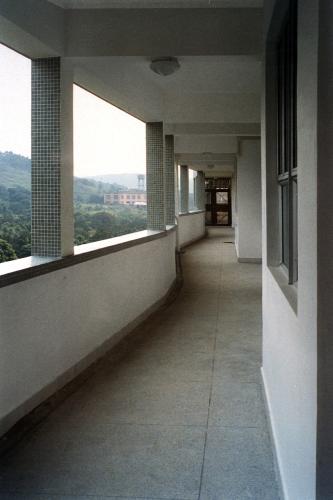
205 177 232 226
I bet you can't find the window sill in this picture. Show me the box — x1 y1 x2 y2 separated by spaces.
268 264 298 315
0 226 177 288
178 210 205 217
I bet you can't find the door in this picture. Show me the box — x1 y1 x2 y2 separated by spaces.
205 188 232 226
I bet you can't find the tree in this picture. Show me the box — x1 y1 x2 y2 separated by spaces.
0 239 17 262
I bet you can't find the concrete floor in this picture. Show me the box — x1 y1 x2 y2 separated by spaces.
0 228 280 500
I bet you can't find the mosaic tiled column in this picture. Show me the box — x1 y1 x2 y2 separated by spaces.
31 57 73 257
196 171 206 210
146 122 165 230
180 165 189 213
164 135 176 225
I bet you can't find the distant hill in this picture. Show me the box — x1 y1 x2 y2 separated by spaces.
0 152 126 204
0 152 31 189
74 177 125 203
90 173 146 190
0 152 146 260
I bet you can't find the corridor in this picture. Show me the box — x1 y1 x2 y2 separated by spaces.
0 229 280 500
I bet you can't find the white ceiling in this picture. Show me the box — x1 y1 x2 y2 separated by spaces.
146 56 261 95
74 56 261 96
48 0 262 9
72 55 261 123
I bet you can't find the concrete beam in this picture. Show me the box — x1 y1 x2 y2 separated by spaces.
175 135 238 154
0 0 64 57
164 93 260 123
65 8 263 56
176 152 237 165
165 122 261 136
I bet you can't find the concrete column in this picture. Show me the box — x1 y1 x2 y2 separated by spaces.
31 57 73 257
146 122 165 230
196 171 205 210
235 138 262 262
317 2 333 498
60 59 74 256
180 165 189 213
164 134 175 225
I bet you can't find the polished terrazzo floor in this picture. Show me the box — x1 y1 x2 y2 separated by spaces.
0 228 280 500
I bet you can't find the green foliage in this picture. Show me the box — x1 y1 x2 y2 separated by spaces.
0 238 17 262
0 184 31 259
0 151 147 261
74 204 147 245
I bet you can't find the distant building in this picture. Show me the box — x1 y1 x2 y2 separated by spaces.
104 190 147 206
137 174 145 191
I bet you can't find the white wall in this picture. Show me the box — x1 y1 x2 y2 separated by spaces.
177 212 205 248
0 231 176 436
261 1 318 499
235 138 262 261
316 2 333 496
231 172 237 229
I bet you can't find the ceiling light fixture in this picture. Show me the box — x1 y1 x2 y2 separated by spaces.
150 57 180 76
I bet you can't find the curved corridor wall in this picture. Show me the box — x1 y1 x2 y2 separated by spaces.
177 211 206 248
0 230 176 436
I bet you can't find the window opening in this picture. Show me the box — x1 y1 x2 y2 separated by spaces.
277 0 298 283
73 85 147 245
0 44 31 262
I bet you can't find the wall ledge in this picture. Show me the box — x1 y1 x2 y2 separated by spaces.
268 265 298 315
178 210 205 217
238 257 262 264
0 227 176 289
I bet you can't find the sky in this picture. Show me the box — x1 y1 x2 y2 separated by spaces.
0 44 31 158
73 85 146 177
0 43 146 177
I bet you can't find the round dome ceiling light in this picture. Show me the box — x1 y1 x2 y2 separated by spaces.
150 57 180 76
